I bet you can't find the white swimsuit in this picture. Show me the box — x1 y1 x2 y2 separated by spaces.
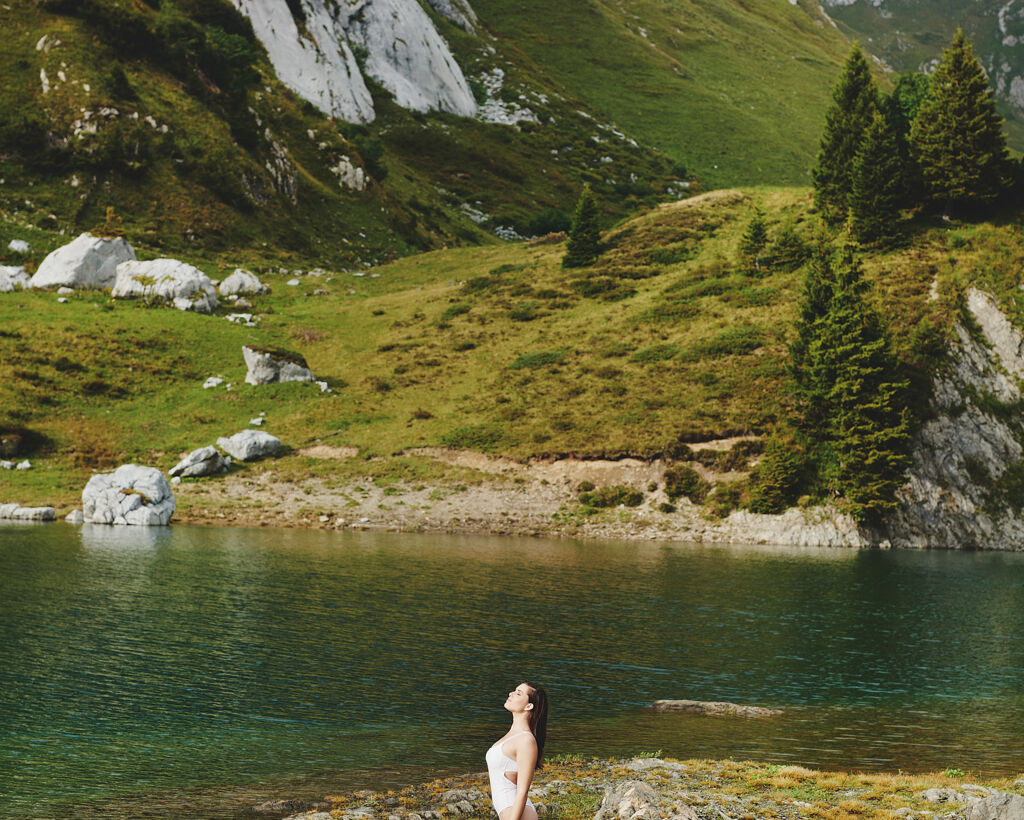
486 730 535 815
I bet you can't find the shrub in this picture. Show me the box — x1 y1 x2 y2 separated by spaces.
648 244 690 265
706 481 747 519
508 302 540 322
441 303 471 321
579 485 644 508
529 207 572 237
664 465 711 503
747 436 806 514
630 344 679 363
571 276 636 301
441 424 504 450
576 481 595 492
510 350 564 369
685 326 763 359
658 502 677 513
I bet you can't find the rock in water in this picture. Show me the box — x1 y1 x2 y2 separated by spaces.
652 699 782 717
66 509 85 524
168 446 230 478
112 259 218 313
0 503 57 521
82 465 175 525
217 430 283 461
243 345 316 385
219 268 268 296
30 233 136 289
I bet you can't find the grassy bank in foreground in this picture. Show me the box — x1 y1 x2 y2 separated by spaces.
284 755 1024 820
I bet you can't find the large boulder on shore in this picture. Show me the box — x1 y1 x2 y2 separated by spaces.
217 430 283 461
30 233 135 289
82 464 175 525
243 345 315 385
168 446 230 478
113 259 218 313
0 503 57 521
219 268 267 296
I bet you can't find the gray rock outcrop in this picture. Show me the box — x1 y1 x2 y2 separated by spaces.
65 509 85 524
652 699 782 717
29 233 135 289
956 793 1024 819
887 287 1024 548
112 259 218 313
219 268 268 296
168 446 231 478
217 430 283 461
230 0 476 123
594 780 661 820
0 503 57 521
243 345 316 385
82 464 175 525
425 0 478 32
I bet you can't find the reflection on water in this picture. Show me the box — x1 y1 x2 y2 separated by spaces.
2 524 1024 819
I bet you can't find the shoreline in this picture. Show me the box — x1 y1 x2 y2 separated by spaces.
251 755 1024 820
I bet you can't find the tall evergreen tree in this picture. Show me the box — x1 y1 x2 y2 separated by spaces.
812 44 879 224
910 28 1009 216
882 72 931 206
849 111 904 245
790 245 912 521
562 185 602 268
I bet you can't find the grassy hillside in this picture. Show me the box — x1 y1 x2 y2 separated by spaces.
470 0 856 187
8 186 1021 515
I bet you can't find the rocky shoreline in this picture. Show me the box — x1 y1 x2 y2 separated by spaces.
247 756 1024 820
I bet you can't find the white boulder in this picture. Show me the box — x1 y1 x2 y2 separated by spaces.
219 268 267 296
30 233 135 289
7 238 30 253
15 460 31 470
216 430 283 461
243 345 316 385
66 509 85 524
82 464 176 525
112 258 218 313
0 265 29 292
203 377 225 389
168 446 230 478
0 503 56 521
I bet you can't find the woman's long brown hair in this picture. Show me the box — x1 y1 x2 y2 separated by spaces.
523 681 548 767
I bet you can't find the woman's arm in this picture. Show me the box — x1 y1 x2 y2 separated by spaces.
507 736 538 820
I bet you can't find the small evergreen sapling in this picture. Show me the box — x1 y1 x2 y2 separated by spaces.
738 207 769 274
562 185 602 268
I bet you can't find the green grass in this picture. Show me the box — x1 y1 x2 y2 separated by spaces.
2 185 1019 511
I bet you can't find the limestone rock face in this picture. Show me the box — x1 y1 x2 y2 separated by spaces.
243 345 316 385
112 259 218 313
30 233 135 289
230 0 476 122
219 268 267 296
82 465 175 526
887 287 1024 548
957 793 1024 820
217 430 283 461
0 265 29 292
168 446 230 478
594 781 661 820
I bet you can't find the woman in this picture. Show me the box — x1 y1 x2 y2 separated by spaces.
486 681 548 820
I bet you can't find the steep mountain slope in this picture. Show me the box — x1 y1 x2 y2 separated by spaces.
821 0 1024 148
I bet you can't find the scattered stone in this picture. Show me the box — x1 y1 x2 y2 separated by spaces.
82 464 175 525
0 503 57 521
168 446 230 478
219 268 267 296
57 286 74 295
30 232 135 289
287 278 301 286
203 377 225 389
65 509 84 524
243 345 316 385
227 312 258 326
316 380 331 393
0 265 29 291
15 460 31 470
0 460 12 469
171 476 182 485
652 700 782 717
57 297 69 303
250 417 264 426
956 793 1024 819
112 258 218 313
216 430 283 462
7 239 29 253
235 297 253 309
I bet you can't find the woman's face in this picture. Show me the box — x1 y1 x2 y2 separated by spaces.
504 682 533 713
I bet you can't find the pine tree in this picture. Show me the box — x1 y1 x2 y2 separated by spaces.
738 207 769 274
790 246 913 522
789 235 837 432
562 185 602 268
812 44 879 224
882 72 931 206
849 111 904 245
910 28 1009 216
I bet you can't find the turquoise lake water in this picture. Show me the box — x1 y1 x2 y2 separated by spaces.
2 523 1024 818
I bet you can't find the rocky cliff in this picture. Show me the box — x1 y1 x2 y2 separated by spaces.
887 287 1024 549
229 0 477 122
